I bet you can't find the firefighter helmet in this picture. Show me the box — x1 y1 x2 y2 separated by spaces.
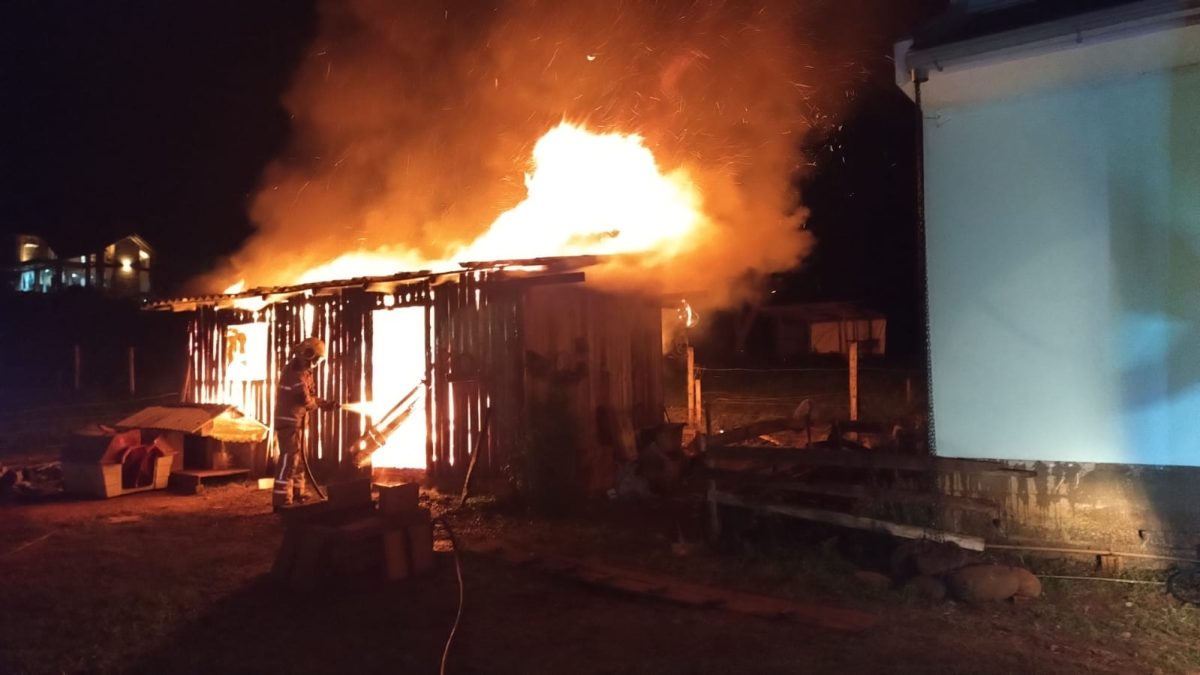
293 337 327 365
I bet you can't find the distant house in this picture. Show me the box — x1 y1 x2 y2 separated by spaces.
7 234 153 297
759 302 886 360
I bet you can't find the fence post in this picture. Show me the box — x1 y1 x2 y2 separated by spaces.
848 341 859 422
128 346 136 397
686 344 696 427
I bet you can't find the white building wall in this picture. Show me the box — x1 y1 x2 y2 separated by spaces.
924 61 1200 465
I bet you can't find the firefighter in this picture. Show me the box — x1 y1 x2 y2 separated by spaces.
272 337 338 510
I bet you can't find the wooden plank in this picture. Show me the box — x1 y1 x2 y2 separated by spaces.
382 529 411 580
707 446 935 472
707 418 803 447
424 286 433 474
709 487 986 551
704 470 1001 515
459 406 492 506
848 340 859 421
467 540 877 631
936 457 1039 477
172 469 251 478
686 345 695 427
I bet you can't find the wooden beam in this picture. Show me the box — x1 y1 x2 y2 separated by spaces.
848 341 859 422
468 540 878 631
704 470 1002 515
710 487 986 551
707 446 935 472
707 418 804 448
686 345 695 427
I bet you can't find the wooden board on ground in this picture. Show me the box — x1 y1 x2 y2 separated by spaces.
710 488 986 551
168 468 250 494
466 540 877 632
706 446 933 472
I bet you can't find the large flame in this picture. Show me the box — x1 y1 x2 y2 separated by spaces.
227 122 705 469
229 122 706 292
458 122 703 262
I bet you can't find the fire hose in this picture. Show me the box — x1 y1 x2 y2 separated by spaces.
432 516 464 675
299 437 326 501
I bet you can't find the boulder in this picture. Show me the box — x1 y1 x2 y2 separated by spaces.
947 564 1021 603
906 574 948 601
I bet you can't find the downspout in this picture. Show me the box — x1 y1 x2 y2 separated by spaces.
911 67 935 456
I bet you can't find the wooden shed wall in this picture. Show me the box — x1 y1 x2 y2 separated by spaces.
427 271 525 492
521 285 664 495
181 274 663 497
185 290 396 479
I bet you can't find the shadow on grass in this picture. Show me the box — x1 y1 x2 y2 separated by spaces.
130 564 461 675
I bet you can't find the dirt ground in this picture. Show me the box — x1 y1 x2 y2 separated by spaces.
1 483 1198 675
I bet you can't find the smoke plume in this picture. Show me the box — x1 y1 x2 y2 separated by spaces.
212 0 868 307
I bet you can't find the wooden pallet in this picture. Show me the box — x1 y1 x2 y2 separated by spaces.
168 468 250 494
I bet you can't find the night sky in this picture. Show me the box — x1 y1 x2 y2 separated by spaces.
2 0 946 348
1 0 316 286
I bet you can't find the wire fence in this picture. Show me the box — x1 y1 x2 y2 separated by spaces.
670 363 927 432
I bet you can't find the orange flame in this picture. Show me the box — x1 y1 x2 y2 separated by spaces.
231 122 705 469
263 121 706 287
459 122 703 262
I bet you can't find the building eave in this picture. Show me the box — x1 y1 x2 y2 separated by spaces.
897 0 1200 99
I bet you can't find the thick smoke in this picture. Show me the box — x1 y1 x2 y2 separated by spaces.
213 0 867 306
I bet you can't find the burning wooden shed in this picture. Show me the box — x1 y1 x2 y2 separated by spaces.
148 256 664 497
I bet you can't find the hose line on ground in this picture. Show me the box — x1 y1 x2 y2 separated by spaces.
298 441 326 500
432 517 465 675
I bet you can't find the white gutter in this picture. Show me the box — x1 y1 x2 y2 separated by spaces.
905 0 1200 78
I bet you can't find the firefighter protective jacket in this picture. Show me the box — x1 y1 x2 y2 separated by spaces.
275 359 317 429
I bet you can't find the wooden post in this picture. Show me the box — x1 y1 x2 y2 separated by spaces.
73 344 82 392
459 406 492 507
848 341 859 422
128 346 136 397
423 296 433 474
180 358 193 403
694 370 703 432
686 345 695 427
